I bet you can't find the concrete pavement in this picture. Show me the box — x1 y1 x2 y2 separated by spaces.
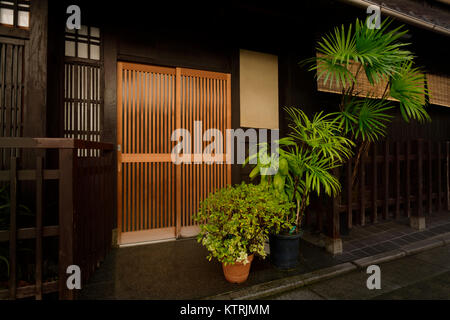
265 244 450 300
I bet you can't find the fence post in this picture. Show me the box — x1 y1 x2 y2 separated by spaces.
346 158 352 229
9 157 17 300
395 141 401 219
360 151 366 226
446 141 450 211
405 140 411 218
35 157 44 300
372 144 377 223
411 139 425 230
437 142 442 212
325 168 343 255
384 141 389 219
428 141 432 215
58 148 76 300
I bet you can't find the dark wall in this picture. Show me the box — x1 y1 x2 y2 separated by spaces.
46 0 450 184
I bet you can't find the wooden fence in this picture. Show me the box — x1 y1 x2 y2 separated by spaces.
0 138 114 299
308 139 450 239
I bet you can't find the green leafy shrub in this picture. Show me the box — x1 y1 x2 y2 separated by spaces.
194 183 293 265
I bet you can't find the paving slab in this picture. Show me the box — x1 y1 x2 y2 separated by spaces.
265 288 324 300
306 268 401 300
353 249 406 268
206 263 356 300
372 256 448 288
400 237 444 255
373 271 450 300
408 245 450 270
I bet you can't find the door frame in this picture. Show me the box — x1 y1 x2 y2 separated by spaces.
116 61 231 245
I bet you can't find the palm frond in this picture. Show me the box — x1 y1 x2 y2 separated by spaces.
389 61 430 123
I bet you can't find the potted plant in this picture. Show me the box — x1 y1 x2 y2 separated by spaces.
245 108 353 269
194 182 293 283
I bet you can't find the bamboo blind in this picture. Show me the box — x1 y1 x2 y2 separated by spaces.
316 53 390 99
117 63 231 244
427 73 450 108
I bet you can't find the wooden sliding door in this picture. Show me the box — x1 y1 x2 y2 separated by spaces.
117 62 231 245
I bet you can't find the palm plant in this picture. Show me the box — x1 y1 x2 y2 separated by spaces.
245 107 353 232
302 18 430 185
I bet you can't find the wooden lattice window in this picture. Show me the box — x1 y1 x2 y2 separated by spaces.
0 0 30 29
0 36 25 167
65 25 101 61
63 25 103 156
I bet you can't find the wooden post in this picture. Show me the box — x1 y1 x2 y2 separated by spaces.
35 157 43 300
372 144 378 223
417 139 424 217
360 151 366 226
346 159 352 229
446 141 450 211
384 141 389 219
395 141 401 219
58 148 75 300
438 142 442 212
9 157 17 300
427 141 433 215
405 140 411 218
24 0 48 138
326 168 342 255
411 140 425 230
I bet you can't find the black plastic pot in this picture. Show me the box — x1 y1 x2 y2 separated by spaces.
269 232 301 269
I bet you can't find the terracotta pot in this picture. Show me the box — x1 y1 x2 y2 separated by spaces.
222 254 254 284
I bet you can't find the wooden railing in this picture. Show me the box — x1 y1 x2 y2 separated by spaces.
0 138 114 300
313 139 450 239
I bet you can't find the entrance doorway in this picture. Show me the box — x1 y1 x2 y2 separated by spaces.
117 62 231 245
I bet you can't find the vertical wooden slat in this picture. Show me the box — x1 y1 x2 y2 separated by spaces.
5 45 12 139
188 76 193 225
117 63 123 240
144 72 148 230
164 74 168 227
446 141 450 211
175 67 181 237
417 139 424 218
127 69 131 231
35 157 43 300
437 142 442 212
171 74 175 227
138 71 142 230
331 168 340 239
395 141 401 219
202 77 206 211
133 70 137 230
372 144 377 223
346 159 352 229
151 73 156 229
360 152 366 226
9 156 17 299
405 140 411 218
383 141 389 219
156 74 161 229
428 141 433 215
